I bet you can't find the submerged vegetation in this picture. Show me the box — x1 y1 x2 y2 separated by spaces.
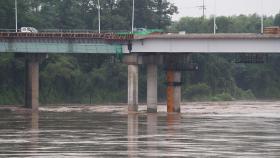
0 0 280 104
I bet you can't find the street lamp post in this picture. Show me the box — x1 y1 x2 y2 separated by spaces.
132 0 135 33
261 14 264 34
214 16 216 34
15 0 18 32
214 0 216 34
97 0 101 33
260 0 264 34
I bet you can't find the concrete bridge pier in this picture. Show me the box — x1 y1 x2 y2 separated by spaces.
24 54 47 111
125 54 139 112
144 54 161 113
165 54 184 113
147 64 158 113
166 70 181 113
128 65 138 112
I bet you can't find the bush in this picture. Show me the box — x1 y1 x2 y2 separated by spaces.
211 93 233 101
233 87 255 100
0 88 23 105
183 83 211 101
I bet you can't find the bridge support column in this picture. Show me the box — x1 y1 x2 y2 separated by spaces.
124 54 139 112
147 64 158 113
128 65 138 112
24 54 46 111
166 70 181 113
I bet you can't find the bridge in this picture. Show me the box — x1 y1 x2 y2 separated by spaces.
0 32 280 113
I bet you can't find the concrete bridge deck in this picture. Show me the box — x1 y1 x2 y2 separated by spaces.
129 33 280 53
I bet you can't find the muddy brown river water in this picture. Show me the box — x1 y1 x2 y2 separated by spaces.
0 101 280 157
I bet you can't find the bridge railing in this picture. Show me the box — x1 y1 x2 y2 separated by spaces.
0 28 132 33
39 29 131 33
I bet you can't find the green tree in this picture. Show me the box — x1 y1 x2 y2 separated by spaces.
0 0 15 29
274 12 280 26
151 0 178 28
172 17 211 33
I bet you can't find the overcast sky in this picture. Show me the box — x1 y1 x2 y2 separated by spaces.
169 0 280 20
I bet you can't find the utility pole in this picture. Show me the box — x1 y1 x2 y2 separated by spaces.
15 0 18 32
132 0 135 33
97 0 101 33
203 0 205 18
198 0 206 19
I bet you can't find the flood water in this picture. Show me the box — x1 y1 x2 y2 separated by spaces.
0 101 280 157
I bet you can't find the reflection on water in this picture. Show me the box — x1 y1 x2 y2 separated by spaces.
29 111 39 155
167 113 181 134
0 101 280 157
31 112 39 130
127 114 138 158
146 114 158 158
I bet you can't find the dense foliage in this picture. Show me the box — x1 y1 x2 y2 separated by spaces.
171 14 275 33
0 0 177 30
0 0 280 104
